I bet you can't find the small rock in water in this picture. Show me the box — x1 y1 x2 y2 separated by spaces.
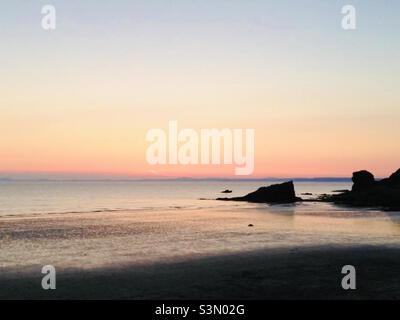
221 189 233 193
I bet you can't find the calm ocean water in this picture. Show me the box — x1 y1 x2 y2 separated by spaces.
0 180 351 217
1 180 400 271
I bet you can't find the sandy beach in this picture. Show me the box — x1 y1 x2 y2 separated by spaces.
1 202 400 300
1 245 400 299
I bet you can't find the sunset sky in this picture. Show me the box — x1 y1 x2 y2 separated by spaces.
1 0 400 178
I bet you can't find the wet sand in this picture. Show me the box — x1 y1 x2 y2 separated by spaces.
1 205 400 300
1 245 400 300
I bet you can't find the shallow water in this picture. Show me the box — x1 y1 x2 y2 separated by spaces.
0 181 400 272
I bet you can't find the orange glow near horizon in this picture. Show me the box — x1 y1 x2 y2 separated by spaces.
2 101 399 178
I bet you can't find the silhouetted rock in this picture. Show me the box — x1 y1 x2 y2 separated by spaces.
378 169 400 189
352 170 375 192
221 189 233 194
217 181 301 203
323 168 400 210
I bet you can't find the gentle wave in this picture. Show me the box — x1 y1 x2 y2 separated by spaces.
0 202 246 219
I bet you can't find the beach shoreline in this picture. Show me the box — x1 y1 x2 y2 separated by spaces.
1 191 400 300
1 245 400 299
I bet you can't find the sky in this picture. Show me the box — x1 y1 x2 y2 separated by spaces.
1 0 400 178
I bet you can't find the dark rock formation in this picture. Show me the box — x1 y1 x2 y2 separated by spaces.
323 168 400 210
217 181 301 203
221 189 233 194
216 169 400 210
379 169 400 189
352 170 375 192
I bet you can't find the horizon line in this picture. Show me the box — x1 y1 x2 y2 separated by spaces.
0 176 354 182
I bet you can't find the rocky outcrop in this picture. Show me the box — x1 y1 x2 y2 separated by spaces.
217 181 301 203
323 168 400 210
379 169 400 189
352 170 375 192
216 169 400 209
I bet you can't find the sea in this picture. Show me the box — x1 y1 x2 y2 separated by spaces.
1 180 400 271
